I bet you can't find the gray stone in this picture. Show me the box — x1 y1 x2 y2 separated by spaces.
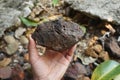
0 0 35 37
65 0 120 24
0 8 21 37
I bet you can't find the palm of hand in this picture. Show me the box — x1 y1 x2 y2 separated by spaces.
28 36 76 80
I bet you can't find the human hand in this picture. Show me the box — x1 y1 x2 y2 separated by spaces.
28 35 76 80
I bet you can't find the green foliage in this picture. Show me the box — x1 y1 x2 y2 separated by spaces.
52 0 59 6
79 25 86 34
20 17 38 27
92 60 120 80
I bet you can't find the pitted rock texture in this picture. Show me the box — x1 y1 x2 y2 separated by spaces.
32 19 84 52
65 0 120 24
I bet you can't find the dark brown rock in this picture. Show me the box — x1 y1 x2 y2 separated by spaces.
104 37 120 58
64 62 87 80
32 19 84 52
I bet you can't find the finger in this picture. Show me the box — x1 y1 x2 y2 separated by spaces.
67 44 77 56
28 35 39 60
64 44 77 61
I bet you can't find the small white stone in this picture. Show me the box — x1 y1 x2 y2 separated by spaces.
23 7 31 17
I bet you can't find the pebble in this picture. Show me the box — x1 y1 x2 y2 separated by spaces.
18 45 24 53
0 52 6 61
23 63 31 70
24 53 29 62
0 58 11 68
4 35 16 44
65 62 87 79
5 41 19 55
20 36 29 45
15 27 26 39
23 7 32 17
0 67 12 79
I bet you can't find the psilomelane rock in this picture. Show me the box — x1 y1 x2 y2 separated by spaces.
65 0 120 24
32 19 84 52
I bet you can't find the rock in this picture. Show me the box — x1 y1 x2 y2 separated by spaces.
64 62 87 80
4 35 19 55
23 7 32 17
104 37 120 58
20 36 29 45
0 67 12 79
15 27 26 39
24 53 29 62
0 8 21 37
4 35 16 44
5 40 19 55
65 0 120 24
0 51 6 61
0 58 11 68
0 0 35 37
32 19 84 52
11 65 25 80
23 63 31 70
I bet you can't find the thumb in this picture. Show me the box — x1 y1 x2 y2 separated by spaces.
28 35 39 61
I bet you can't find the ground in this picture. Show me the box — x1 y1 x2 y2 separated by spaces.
0 0 120 80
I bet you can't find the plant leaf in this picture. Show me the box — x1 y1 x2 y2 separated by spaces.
80 25 86 34
113 74 120 80
20 17 38 27
92 60 120 80
52 0 59 6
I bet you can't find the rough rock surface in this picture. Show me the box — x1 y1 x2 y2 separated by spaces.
64 62 87 80
0 0 35 37
104 37 120 58
32 19 84 52
65 0 120 24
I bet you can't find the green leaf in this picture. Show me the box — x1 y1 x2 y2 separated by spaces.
79 25 86 34
52 0 59 6
114 74 120 80
20 17 38 27
92 60 120 80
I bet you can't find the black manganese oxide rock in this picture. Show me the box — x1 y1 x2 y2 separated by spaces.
32 19 84 52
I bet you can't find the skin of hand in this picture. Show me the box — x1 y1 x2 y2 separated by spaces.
28 35 76 80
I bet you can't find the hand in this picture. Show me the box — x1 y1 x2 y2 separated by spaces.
28 36 76 80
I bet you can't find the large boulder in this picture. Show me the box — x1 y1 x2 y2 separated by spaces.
65 0 120 24
0 0 35 37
